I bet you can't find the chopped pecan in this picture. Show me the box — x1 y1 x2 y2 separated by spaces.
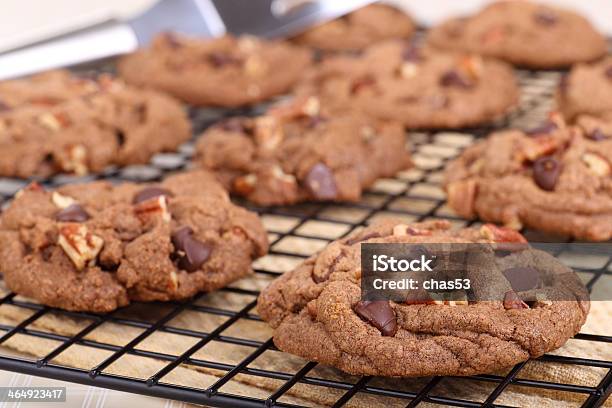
582 153 610 177
58 223 104 270
446 179 477 219
60 145 88 176
254 116 284 150
480 224 527 243
134 196 171 223
233 174 257 195
52 192 76 209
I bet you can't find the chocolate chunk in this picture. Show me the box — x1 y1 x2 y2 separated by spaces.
350 75 376 95
133 187 173 204
533 156 561 191
502 267 543 292
605 66 612 79
115 130 126 146
439 70 473 88
587 128 609 141
534 10 557 26
208 52 241 68
503 291 529 310
525 121 557 136
56 204 90 223
304 163 337 200
171 226 212 272
354 300 397 336
0 100 9 112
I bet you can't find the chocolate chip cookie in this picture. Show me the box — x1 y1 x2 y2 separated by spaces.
297 41 518 129
195 96 411 206
444 113 612 241
0 171 268 312
557 57 612 121
118 34 312 107
291 3 415 52
428 1 607 69
0 70 191 179
257 219 589 377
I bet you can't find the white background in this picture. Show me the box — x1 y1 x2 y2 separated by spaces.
2 0 612 50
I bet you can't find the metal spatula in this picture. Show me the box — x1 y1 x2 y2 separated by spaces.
0 0 374 80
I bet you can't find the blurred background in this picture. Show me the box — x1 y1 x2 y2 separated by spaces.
2 0 612 54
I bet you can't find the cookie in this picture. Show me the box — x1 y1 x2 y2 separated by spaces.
0 171 268 312
291 3 415 52
195 96 411 206
428 1 606 69
444 113 612 241
297 41 518 129
0 70 191 179
557 57 612 121
257 219 588 377
118 34 312 107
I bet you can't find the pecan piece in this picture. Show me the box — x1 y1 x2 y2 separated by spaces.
446 179 477 219
134 196 171 223
58 223 104 270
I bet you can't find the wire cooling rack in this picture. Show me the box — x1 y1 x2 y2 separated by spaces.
0 67 610 408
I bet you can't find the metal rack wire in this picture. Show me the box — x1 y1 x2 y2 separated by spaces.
0 67 610 408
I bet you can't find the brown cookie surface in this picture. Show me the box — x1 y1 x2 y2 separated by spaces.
444 114 612 241
292 3 415 52
428 1 606 69
195 96 412 206
297 41 518 129
0 70 191 179
0 171 268 312
118 34 312 107
557 57 612 121
257 219 588 377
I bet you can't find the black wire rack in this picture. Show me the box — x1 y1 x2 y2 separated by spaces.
0 66 610 408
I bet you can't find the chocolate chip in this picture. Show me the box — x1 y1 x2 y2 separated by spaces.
350 75 376 95
133 187 173 204
525 121 557 136
534 10 557 26
605 66 612 79
56 204 90 223
502 267 543 292
587 128 609 141
354 300 397 336
304 163 337 200
208 52 241 68
533 156 561 191
439 70 473 88
503 291 529 310
115 130 126 146
171 226 212 272
0 100 9 112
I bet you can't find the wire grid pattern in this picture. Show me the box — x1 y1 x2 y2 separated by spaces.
0 68 609 408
